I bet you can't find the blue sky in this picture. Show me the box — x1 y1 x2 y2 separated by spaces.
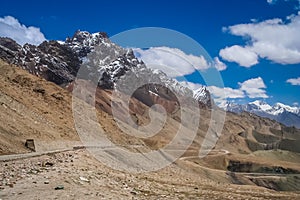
0 0 299 106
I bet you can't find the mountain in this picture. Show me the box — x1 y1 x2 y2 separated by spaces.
220 100 300 128
193 87 212 105
2 58 300 191
1 31 300 193
0 30 211 106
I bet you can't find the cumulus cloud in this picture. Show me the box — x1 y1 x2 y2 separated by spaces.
213 57 227 71
287 77 300 85
133 47 211 77
180 81 244 100
184 77 268 101
0 16 46 45
239 77 268 98
207 85 245 99
219 11 300 67
219 45 258 67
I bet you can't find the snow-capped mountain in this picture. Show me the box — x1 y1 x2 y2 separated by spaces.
218 101 245 113
272 102 300 116
193 87 211 105
0 30 211 105
220 100 300 128
249 100 273 112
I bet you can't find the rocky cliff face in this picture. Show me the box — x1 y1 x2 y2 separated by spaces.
0 37 80 85
0 30 111 85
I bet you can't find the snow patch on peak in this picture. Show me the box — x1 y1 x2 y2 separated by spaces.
193 86 211 105
65 30 110 59
57 40 65 45
273 102 300 115
249 100 272 112
220 100 300 128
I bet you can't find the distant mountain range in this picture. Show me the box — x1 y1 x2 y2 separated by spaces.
219 100 300 128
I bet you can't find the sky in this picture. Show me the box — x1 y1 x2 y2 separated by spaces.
0 0 300 106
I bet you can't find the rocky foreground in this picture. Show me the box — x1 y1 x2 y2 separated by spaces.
1 149 299 200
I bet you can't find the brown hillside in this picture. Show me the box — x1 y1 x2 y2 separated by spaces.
0 59 80 154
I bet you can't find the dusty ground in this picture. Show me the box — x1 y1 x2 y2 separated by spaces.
1 149 300 200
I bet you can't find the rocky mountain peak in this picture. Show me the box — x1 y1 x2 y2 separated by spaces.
193 86 211 105
66 30 108 45
65 30 109 58
249 100 272 112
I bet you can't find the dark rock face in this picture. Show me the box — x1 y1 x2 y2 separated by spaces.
0 37 21 61
227 160 300 174
0 38 80 85
0 30 110 85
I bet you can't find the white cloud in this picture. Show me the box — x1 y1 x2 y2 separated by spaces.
267 0 300 9
133 47 211 77
219 11 300 66
219 45 258 67
188 77 268 101
180 81 245 101
287 77 300 85
207 85 245 99
213 57 227 71
239 77 268 98
0 16 46 45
